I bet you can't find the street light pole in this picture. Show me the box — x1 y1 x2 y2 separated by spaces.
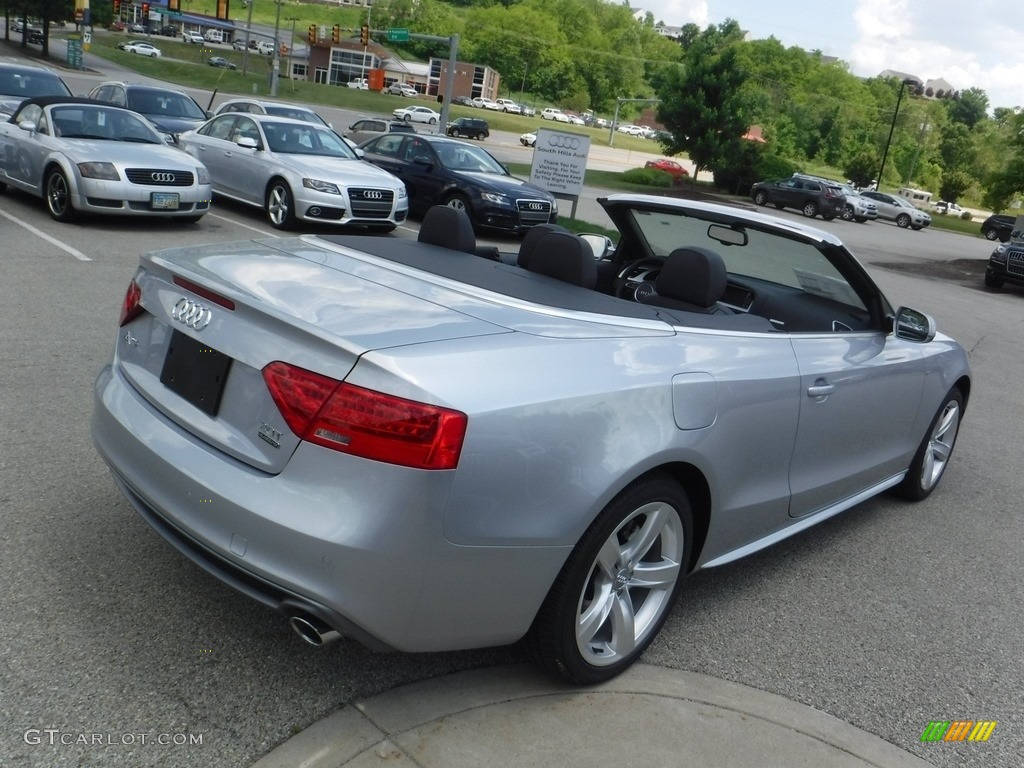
876 78 916 191
270 0 283 97
240 0 253 76
286 16 299 87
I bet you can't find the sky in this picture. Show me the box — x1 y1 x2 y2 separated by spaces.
639 0 1023 112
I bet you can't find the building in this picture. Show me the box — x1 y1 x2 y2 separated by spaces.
428 59 500 102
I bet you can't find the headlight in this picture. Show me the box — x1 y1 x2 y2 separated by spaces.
551 198 558 214
397 186 408 200
480 191 510 206
196 166 210 185
991 244 1008 264
303 178 341 195
77 162 119 180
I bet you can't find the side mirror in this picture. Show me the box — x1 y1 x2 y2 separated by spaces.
894 306 936 343
237 136 259 150
579 233 613 260
17 120 38 133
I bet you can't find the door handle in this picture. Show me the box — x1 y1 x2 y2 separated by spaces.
807 380 835 398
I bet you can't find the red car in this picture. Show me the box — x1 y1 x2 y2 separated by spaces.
645 159 689 179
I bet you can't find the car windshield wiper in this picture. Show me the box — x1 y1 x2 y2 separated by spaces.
117 136 159 143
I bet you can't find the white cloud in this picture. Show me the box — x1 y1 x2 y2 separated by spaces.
646 0 708 27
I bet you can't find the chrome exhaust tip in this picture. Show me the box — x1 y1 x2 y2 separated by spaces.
289 615 341 647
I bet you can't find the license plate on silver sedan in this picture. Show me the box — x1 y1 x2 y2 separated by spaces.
151 192 180 210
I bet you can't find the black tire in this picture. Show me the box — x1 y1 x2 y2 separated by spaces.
450 130 461 138
983 228 998 241
774 203 785 210
984 273 1004 289
841 206 854 221
894 388 963 501
45 168 77 222
802 200 819 218
428 118 437 125
443 192 471 218
821 212 837 221
896 213 911 228
265 180 296 230
403 114 412 122
526 473 692 684
753 190 768 206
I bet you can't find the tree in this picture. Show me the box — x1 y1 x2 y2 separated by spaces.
845 151 879 188
655 20 750 176
947 87 989 129
938 169 973 203
983 110 1024 211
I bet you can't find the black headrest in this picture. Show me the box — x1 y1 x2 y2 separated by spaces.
517 223 571 268
525 231 597 289
656 247 727 308
417 205 476 254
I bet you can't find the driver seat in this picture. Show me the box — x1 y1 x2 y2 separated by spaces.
642 247 730 314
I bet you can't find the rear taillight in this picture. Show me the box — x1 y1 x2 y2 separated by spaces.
262 362 467 470
119 279 143 326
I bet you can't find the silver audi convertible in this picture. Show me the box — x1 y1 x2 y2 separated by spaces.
92 195 970 684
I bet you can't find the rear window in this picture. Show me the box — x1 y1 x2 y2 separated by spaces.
0 68 71 99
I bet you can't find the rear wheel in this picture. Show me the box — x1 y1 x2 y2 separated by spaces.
841 206 854 221
895 389 963 501
802 200 819 218
983 228 998 240
266 180 296 230
753 190 768 206
527 473 691 684
429 118 437 125
45 168 77 222
896 213 911 228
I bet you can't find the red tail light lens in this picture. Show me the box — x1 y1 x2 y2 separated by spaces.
262 362 467 470
119 279 143 326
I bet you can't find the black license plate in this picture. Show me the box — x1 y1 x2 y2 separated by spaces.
159 330 231 416
151 192 180 210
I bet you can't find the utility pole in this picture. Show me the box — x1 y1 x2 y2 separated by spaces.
286 16 299 86
240 0 253 76
876 78 917 190
270 0 282 96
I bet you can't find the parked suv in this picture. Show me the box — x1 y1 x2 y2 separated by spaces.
446 117 489 141
750 176 845 220
88 81 209 144
793 174 877 223
860 191 931 230
345 118 416 144
985 228 1024 290
981 214 1016 242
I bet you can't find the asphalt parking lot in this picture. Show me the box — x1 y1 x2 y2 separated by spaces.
1 46 1021 768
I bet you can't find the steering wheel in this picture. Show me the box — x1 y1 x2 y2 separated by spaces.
614 257 664 300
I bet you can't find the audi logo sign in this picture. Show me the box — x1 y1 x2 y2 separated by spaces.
151 172 176 183
527 202 545 211
171 298 213 331
546 135 582 150
361 190 384 200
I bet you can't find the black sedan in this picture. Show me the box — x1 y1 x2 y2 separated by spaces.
359 133 557 234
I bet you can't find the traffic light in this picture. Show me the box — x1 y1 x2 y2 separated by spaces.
113 0 120 14
141 2 150 19
331 24 340 44
360 24 369 46
308 24 316 43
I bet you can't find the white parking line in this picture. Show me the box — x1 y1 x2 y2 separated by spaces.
0 209 91 261
206 211 280 236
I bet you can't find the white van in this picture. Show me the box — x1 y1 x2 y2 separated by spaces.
204 29 224 44
255 40 275 55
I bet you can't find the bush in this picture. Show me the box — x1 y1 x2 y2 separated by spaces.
713 146 800 196
622 167 674 187
960 211 973 220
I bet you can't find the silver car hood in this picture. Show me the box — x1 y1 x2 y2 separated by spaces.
276 154 404 187
63 138 204 168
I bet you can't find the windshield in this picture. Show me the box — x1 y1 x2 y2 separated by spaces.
51 105 163 143
127 89 206 120
264 105 328 126
435 142 506 174
0 70 71 98
263 121 357 158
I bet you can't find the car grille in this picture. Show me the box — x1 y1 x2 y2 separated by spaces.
516 199 552 226
125 168 195 187
348 188 394 218
1007 248 1024 277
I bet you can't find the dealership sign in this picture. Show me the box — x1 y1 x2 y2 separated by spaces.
529 128 589 197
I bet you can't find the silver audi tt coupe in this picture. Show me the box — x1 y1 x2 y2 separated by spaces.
92 195 970 684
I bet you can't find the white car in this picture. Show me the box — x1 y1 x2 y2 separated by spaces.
124 42 162 57
182 31 204 44
520 132 536 147
541 108 569 122
471 97 498 110
494 98 521 114
387 82 418 97
566 114 585 126
393 105 440 125
347 78 369 90
617 124 644 136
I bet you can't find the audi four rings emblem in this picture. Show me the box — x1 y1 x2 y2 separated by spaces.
151 172 176 183
527 202 545 211
361 190 383 199
547 135 582 150
171 298 213 331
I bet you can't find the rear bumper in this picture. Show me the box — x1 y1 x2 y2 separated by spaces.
91 363 565 652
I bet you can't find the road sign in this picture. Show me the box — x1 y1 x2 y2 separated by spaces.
386 28 409 42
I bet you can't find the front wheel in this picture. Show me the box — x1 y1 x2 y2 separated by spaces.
983 228 998 241
841 206 854 221
527 473 692 684
753 190 768 206
45 168 77 222
984 273 1004 289
265 180 296 230
403 114 412 122
802 201 819 218
896 213 911 228
894 389 963 501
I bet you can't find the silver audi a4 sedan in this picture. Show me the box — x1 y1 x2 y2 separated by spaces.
177 112 408 230
0 97 212 222
92 195 970 684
